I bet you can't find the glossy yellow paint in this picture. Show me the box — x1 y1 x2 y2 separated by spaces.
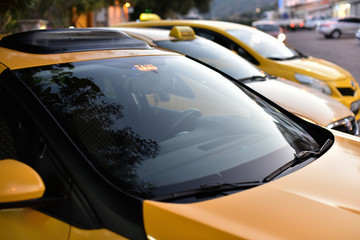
69 227 128 240
0 208 70 240
143 130 360 240
0 159 45 203
248 78 354 127
116 20 360 120
267 56 360 110
0 47 177 70
0 63 6 73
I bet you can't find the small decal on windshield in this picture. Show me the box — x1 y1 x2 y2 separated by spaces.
134 64 158 71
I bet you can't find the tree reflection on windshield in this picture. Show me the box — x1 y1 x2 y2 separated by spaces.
15 63 159 198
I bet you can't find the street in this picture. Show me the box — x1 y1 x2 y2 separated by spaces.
285 30 360 84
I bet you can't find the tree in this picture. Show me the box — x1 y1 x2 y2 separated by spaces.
130 0 212 20
20 0 122 29
0 0 33 33
0 0 125 33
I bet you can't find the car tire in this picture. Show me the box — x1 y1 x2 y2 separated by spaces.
331 30 341 39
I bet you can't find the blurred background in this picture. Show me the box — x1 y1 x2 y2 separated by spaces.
1 0 359 33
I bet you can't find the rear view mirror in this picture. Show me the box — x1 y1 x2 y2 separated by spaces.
0 159 45 204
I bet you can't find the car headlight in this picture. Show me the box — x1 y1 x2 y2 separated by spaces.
327 116 359 136
295 73 331 95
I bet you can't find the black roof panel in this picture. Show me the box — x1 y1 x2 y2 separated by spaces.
0 28 151 54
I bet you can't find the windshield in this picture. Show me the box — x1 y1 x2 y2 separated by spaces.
14 55 320 200
155 37 263 80
227 28 297 59
255 24 280 32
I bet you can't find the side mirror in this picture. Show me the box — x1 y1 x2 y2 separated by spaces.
0 159 45 205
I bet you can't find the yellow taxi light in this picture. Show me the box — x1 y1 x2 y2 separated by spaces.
139 13 161 21
169 26 196 40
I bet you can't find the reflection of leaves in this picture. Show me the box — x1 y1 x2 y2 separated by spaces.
94 127 159 197
15 63 160 198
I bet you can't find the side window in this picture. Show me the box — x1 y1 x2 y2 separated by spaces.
0 113 18 160
0 70 101 229
0 107 70 213
0 70 71 221
192 28 259 65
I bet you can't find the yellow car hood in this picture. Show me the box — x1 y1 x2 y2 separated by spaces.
277 56 352 82
247 78 353 127
143 131 360 239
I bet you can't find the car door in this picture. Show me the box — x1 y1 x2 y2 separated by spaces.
339 18 358 34
0 66 142 240
351 18 360 33
0 68 72 240
0 108 71 239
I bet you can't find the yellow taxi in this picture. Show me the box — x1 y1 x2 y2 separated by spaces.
1 28 360 240
117 26 358 135
116 20 360 121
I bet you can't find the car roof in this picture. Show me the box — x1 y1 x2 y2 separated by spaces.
113 27 178 42
117 19 254 31
0 28 151 54
0 28 180 69
252 20 280 26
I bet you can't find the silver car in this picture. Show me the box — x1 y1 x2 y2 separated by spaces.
317 16 360 39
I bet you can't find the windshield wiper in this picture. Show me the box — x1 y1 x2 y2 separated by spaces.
153 139 332 202
237 75 266 82
263 139 333 182
268 55 301 61
152 181 262 202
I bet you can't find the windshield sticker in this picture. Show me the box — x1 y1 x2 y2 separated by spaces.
134 64 158 71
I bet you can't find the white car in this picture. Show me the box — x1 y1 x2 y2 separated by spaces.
356 28 360 41
317 16 360 38
304 15 328 29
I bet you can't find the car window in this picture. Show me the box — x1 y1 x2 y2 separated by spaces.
13 55 321 200
154 37 262 80
227 28 298 60
255 24 279 32
338 18 360 23
0 96 71 221
191 27 260 65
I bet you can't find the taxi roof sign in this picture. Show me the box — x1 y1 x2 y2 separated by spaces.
139 13 161 21
169 26 195 40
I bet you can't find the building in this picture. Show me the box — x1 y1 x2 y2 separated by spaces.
72 2 133 28
279 0 360 19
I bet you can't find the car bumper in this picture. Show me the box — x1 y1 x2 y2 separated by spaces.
356 31 360 41
326 80 360 121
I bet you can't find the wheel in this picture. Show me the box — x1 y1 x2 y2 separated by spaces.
164 108 202 139
331 30 341 39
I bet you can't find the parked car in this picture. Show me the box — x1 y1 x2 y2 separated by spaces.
356 28 360 41
118 26 358 135
304 15 328 30
316 16 360 38
252 20 286 42
2 28 360 240
116 19 360 121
